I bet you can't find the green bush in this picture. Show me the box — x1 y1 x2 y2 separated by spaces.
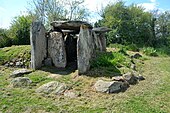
142 47 158 56
91 51 130 68
126 44 139 52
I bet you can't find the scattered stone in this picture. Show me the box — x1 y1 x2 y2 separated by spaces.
64 90 78 98
10 77 32 88
36 81 67 95
112 76 125 82
123 72 138 85
4 63 9 67
137 75 145 81
44 58 52 66
9 62 14 66
131 53 142 59
130 63 136 70
94 80 124 93
15 61 21 67
10 69 33 78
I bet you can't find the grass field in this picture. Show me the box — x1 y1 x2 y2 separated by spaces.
0 46 170 113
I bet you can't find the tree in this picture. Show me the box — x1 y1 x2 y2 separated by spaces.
0 28 12 48
8 15 32 45
155 11 170 46
27 0 89 27
96 1 154 46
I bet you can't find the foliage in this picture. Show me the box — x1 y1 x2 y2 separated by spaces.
0 29 12 48
8 15 32 45
91 51 130 68
154 11 170 47
28 0 89 26
125 44 139 52
142 47 158 56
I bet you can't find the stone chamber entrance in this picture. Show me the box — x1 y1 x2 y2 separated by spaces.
64 33 78 70
30 21 111 74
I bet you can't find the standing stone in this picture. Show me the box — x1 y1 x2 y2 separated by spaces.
99 33 106 51
93 32 102 51
77 25 94 74
48 32 66 68
30 22 47 69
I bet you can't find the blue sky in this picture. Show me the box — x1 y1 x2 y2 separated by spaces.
0 0 170 29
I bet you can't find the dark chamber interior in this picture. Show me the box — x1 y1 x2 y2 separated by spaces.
65 34 77 69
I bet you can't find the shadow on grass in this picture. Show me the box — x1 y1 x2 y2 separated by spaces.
40 61 77 75
86 66 121 78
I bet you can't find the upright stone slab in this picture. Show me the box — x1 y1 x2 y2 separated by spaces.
30 22 47 69
99 33 106 51
77 25 94 74
48 32 66 68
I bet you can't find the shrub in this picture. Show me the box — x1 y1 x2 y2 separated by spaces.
142 47 158 56
126 44 139 52
91 51 130 68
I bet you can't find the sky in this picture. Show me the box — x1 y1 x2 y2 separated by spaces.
0 0 170 29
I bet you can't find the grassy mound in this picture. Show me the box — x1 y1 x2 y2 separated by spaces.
0 45 31 65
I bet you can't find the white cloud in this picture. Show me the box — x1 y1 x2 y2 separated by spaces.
138 3 157 11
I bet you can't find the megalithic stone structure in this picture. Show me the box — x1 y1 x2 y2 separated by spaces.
48 32 67 68
30 22 47 69
77 25 94 74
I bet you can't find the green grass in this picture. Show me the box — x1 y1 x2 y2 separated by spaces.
0 46 170 113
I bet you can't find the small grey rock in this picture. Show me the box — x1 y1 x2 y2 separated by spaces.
10 69 33 78
94 80 124 93
64 90 78 98
137 75 145 81
36 81 67 95
10 77 32 88
123 72 138 85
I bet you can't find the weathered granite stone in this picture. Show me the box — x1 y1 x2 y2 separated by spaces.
48 32 66 68
93 32 102 51
30 22 47 69
10 77 32 88
99 33 106 51
77 25 94 74
36 81 67 95
94 80 123 93
123 72 138 84
93 32 106 51
10 69 33 78
50 21 92 31
92 27 111 33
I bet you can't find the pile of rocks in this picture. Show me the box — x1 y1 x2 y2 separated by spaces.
94 71 145 93
9 69 33 88
4 58 31 68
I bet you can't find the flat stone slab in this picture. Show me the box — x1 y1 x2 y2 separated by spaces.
92 27 111 33
10 69 33 78
36 81 67 95
50 21 92 31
